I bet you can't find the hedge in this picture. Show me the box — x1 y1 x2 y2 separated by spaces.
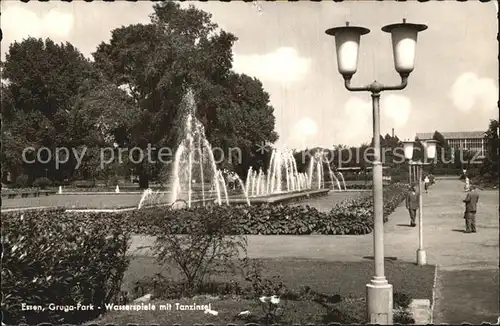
2 209 131 325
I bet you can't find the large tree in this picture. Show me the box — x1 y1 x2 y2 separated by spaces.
92 2 278 186
1 38 94 183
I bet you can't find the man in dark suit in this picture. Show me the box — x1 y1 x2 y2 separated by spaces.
463 185 480 233
405 184 419 227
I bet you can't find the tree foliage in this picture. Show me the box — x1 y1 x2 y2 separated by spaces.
91 2 278 186
1 38 94 183
481 119 499 177
1 3 279 187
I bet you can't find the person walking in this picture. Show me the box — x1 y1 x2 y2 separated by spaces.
405 184 419 227
424 175 430 193
463 185 479 233
464 176 470 192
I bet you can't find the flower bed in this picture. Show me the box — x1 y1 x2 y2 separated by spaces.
127 183 405 235
2 184 407 237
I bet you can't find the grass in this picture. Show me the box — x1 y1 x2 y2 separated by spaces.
89 256 435 325
436 268 499 324
1 191 368 210
88 297 345 325
1 194 149 209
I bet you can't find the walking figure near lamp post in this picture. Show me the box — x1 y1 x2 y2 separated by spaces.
405 184 418 227
325 18 427 325
424 175 430 193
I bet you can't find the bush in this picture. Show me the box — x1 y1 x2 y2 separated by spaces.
32 177 52 189
106 175 120 187
73 180 96 188
346 184 373 189
152 208 247 295
2 209 131 325
14 174 31 188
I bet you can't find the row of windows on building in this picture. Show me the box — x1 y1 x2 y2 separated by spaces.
415 131 486 158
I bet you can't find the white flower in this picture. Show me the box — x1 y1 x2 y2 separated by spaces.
204 308 218 316
238 310 251 316
270 295 280 304
259 296 268 303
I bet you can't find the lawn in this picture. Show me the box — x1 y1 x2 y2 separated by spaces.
1 194 148 209
436 268 499 324
89 256 435 325
1 190 367 210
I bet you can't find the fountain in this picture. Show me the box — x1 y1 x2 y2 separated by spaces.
138 89 339 209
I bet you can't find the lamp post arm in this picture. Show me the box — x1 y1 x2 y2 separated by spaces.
380 75 409 91
344 78 371 92
344 74 409 93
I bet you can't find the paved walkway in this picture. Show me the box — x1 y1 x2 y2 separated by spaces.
129 179 499 323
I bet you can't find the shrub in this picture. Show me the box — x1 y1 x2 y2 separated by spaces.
2 209 131 325
32 177 52 189
346 184 373 189
14 174 31 188
73 180 96 188
106 174 120 187
151 206 248 295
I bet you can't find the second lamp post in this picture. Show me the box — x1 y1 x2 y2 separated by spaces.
325 19 427 325
403 139 438 265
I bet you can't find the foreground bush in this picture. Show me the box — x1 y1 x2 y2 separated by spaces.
152 209 248 295
2 209 131 325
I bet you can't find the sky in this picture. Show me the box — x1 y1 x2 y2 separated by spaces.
1 1 498 150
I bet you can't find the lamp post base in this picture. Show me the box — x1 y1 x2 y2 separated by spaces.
366 278 393 324
416 249 427 265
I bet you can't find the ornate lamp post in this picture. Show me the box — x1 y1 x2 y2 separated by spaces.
325 19 427 325
402 139 438 265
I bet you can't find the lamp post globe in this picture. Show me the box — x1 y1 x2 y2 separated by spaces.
402 139 415 160
382 19 428 76
325 23 370 80
423 139 438 161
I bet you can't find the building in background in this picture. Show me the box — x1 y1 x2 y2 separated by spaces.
415 131 486 159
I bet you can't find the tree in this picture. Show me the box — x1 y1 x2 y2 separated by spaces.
69 80 137 182
92 2 278 186
432 130 453 166
412 138 426 162
1 38 94 182
481 119 499 178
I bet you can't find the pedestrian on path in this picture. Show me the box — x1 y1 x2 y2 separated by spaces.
424 175 430 193
464 176 470 192
405 184 419 227
463 185 479 233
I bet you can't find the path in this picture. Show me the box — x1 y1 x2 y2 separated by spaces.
129 179 498 323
